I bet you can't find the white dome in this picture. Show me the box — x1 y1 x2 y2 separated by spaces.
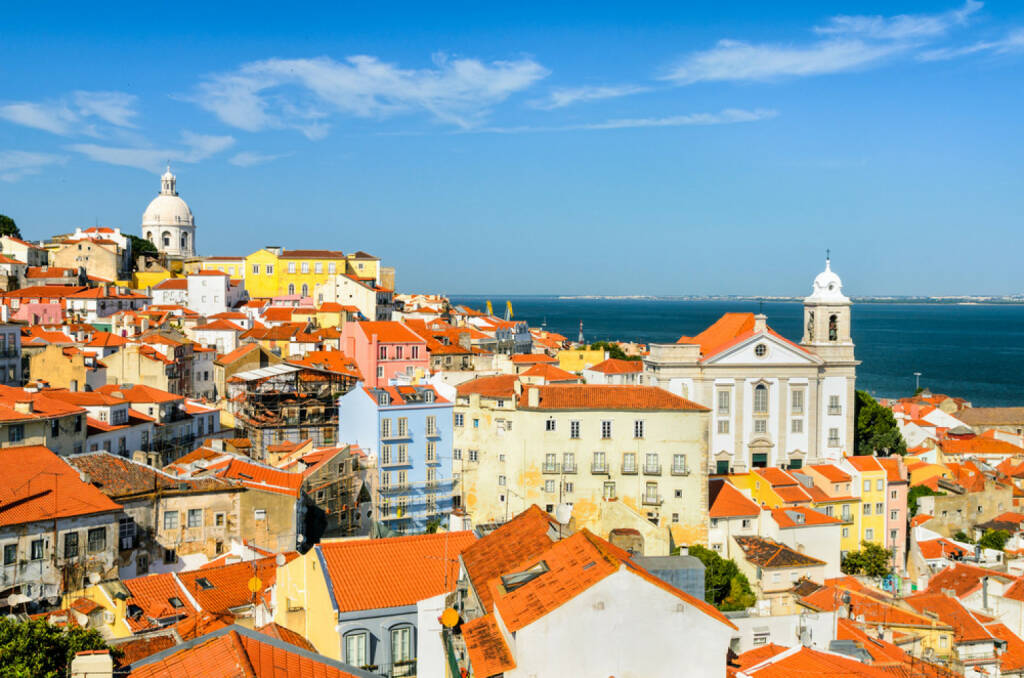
805 258 850 304
142 193 194 227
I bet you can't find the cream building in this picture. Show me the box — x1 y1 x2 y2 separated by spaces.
453 375 711 544
644 259 857 473
142 167 196 258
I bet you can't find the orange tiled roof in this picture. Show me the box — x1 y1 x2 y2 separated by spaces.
96 383 182 403
317 531 477 613
844 455 884 472
456 374 519 399
940 436 1024 457
738 644 902 678
354 320 425 344
461 613 516 677
524 384 708 411
918 538 969 560
510 353 556 364
924 562 1016 599
178 554 297 613
988 622 1024 673
770 506 842 528
709 479 760 518
586 357 643 374
123 572 195 631
519 363 580 382
904 592 997 643
800 585 940 628
0 445 121 527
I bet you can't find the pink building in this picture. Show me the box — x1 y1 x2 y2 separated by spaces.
341 321 429 388
879 456 909 572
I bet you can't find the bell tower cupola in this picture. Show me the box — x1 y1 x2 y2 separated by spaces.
801 254 855 362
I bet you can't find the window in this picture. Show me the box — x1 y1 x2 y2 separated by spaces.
314 262 323 274
301 262 309 274
8 424 23 443
645 453 660 473
563 452 575 471
825 505 834 517
288 284 295 295
891 490 897 499
87 527 106 553
622 452 636 473
395 346 404 360
378 345 388 360
545 418 556 432
397 444 408 464
753 384 768 414
397 418 408 437
64 532 79 559
563 481 574 494
499 454 506 462
863 503 871 515
215 512 225 527
791 419 803 434
940 635 949 649
570 420 580 439
753 418 768 434
328 262 336 274
791 389 804 414
544 452 557 472
644 481 659 503
391 626 412 663
876 478 884 491
472 418 479 428
863 479 871 492
163 548 178 564
717 419 729 434
252 264 260 275
842 527 850 538
345 632 368 667
454 413 464 427
381 445 392 465
891 510 898 520
119 517 135 549
842 505 851 521
603 481 616 498
875 502 883 514
453 448 462 460
187 509 202 528
381 418 392 438
254 509 267 520
827 428 840 447
469 450 478 462
426 416 436 436
30 539 44 560
426 441 436 462
163 511 179 530
498 475 506 486
601 420 612 439
754 343 767 357
544 479 556 493
717 390 730 415
634 420 645 439
865 528 874 540
672 454 687 474
829 395 842 415
381 471 391 489
411 346 419 359
592 451 606 472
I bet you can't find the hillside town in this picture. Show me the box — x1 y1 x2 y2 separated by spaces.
6 172 1024 678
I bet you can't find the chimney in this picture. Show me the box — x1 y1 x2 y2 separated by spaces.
13 398 33 414
983 576 990 610
754 313 767 333
71 650 113 678
527 386 540 408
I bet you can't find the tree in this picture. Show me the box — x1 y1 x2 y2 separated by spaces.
128 234 158 259
841 541 892 578
0 617 116 678
684 544 756 611
854 390 907 456
979 529 1010 551
908 485 945 517
0 214 20 239
589 341 640 361
954 530 973 544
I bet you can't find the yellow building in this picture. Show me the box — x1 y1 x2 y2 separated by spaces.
195 255 246 279
556 347 607 373
803 463 862 555
842 456 887 550
243 248 382 300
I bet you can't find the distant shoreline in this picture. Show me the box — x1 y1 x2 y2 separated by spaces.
453 294 1024 305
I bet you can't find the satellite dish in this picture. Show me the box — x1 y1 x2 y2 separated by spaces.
554 503 573 525
275 553 286 567
88 572 101 585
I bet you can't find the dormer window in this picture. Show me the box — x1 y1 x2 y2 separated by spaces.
168 597 184 609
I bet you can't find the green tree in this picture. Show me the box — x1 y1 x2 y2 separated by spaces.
0 214 21 239
854 390 907 456
908 485 945 517
684 544 756 611
979 529 1010 551
0 617 117 678
128 234 158 258
589 341 640 361
841 541 892 578
954 530 973 544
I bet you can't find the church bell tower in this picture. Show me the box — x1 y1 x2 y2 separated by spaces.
801 256 855 363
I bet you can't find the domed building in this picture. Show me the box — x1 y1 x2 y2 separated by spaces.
142 167 195 258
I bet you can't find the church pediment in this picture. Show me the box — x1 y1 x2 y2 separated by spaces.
703 331 823 366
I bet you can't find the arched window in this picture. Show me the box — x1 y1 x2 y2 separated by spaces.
829 314 838 341
753 384 768 415
390 625 413 665
146 231 154 244
288 284 295 295
301 284 309 297
343 630 369 667
162 231 171 247
181 235 187 248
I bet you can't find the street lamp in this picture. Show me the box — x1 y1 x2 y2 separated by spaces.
913 372 922 393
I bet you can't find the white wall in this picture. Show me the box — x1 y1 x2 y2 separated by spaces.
416 593 447 678
730 611 836 653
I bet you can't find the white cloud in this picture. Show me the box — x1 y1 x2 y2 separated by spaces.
919 27 1024 61
229 151 287 167
531 84 651 109
476 108 777 134
814 1 982 41
663 2 985 84
73 91 139 127
0 90 139 136
0 150 67 182
0 102 78 135
194 53 550 136
69 132 235 172
663 39 902 84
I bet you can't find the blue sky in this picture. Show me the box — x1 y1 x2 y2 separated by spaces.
1 1 1022 296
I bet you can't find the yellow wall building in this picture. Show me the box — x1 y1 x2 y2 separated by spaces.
243 248 382 300
842 456 887 550
557 348 607 373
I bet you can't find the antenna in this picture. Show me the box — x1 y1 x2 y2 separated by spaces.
826 248 831 262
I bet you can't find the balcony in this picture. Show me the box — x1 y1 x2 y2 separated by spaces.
621 462 638 475
670 465 689 476
591 461 609 474
380 458 410 468
381 432 410 442
562 461 577 474
643 464 662 476
542 461 560 474
642 494 663 506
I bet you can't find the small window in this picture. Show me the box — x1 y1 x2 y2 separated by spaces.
64 532 79 559
214 512 225 527
168 596 185 609
634 420 644 439
865 528 874 541
187 509 202 528
196 577 214 590
601 420 612 439
717 390 730 415
30 539 44 560
717 419 729 434
754 343 767 357
791 419 803 434
753 384 768 414
498 475 506 486
254 509 267 520
570 420 580 439
163 511 179 530
545 418 556 432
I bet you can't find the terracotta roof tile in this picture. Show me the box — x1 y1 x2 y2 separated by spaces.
525 384 708 411
904 592 996 643
924 562 1016 599
456 374 519 399
808 463 852 483
586 357 643 374
461 613 516 677
709 479 760 518
519 363 580 382
734 535 825 568
770 506 842 528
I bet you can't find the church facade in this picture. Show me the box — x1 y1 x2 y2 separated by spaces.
644 259 858 473
142 167 196 258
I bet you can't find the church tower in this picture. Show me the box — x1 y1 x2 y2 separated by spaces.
801 256 855 364
142 166 197 259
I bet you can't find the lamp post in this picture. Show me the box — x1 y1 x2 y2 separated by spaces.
913 372 922 393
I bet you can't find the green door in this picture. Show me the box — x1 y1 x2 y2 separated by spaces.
752 453 768 468
716 460 730 475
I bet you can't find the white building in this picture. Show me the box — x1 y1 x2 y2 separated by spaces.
142 168 196 258
644 259 858 472
186 270 230 317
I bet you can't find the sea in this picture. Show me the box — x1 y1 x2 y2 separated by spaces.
449 296 1024 407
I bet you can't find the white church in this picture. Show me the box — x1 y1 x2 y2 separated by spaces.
644 259 858 473
141 167 196 258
